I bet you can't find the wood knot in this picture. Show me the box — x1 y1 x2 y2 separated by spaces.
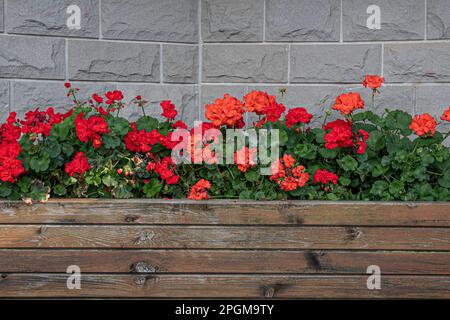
125 215 139 223
304 250 325 270
130 262 158 273
134 231 156 245
263 286 275 298
38 226 48 235
134 276 147 286
1 274 7 279
344 227 362 242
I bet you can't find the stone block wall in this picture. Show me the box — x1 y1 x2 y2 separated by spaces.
0 0 449 127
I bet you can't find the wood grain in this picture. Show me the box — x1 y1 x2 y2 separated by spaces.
0 274 449 298
0 200 449 226
0 225 449 250
0 250 449 274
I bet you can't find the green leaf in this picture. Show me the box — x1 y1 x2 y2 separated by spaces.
53 184 67 196
318 147 338 159
50 120 71 139
45 143 61 158
103 135 121 149
244 169 261 182
28 180 51 202
339 177 351 186
107 117 130 136
438 171 450 188
389 180 405 196
113 185 133 199
372 164 388 178
143 179 163 198
294 143 317 160
102 175 118 187
135 116 159 132
61 143 74 157
366 131 386 151
337 155 358 172
0 183 12 197
30 154 50 172
370 181 388 196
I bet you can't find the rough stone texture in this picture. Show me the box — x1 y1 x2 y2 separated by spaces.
266 0 340 42
415 85 450 117
119 84 198 126
350 85 415 114
163 45 198 84
6 0 99 38
11 81 116 116
0 0 4 33
0 35 65 80
203 45 288 83
101 0 198 43
202 0 263 42
0 81 9 123
384 43 450 83
68 40 160 82
290 44 382 83
428 0 450 40
343 0 425 41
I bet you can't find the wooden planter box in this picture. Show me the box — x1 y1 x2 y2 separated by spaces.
0 200 449 299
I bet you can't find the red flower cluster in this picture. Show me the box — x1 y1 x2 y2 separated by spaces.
285 107 313 128
92 93 103 104
124 123 177 153
332 92 365 115
234 147 257 173
105 90 124 105
20 107 70 137
65 152 90 177
205 94 245 128
270 155 310 191
244 91 287 125
441 107 450 122
323 119 369 154
355 129 370 154
323 119 354 149
75 113 110 148
188 179 211 200
147 157 179 185
410 113 437 137
313 169 339 185
363 75 384 91
0 113 24 183
161 100 178 120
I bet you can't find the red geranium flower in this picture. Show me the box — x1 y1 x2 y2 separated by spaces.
363 75 384 91
92 93 103 104
323 119 354 150
234 147 257 173
332 92 365 115
441 107 450 122
188 179 211 200
65 152 90 177
313 169 339 185
205 94 245 128
75 113 109 148
160 100 178 120
105 90 124 105
410 113 437 137
285 107 313 128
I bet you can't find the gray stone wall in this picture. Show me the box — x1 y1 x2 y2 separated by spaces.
0 0 449 127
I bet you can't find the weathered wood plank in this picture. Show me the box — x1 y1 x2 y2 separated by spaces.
0 200 449 226
0 225 449 250
0 274 449 298
0 250 449 274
